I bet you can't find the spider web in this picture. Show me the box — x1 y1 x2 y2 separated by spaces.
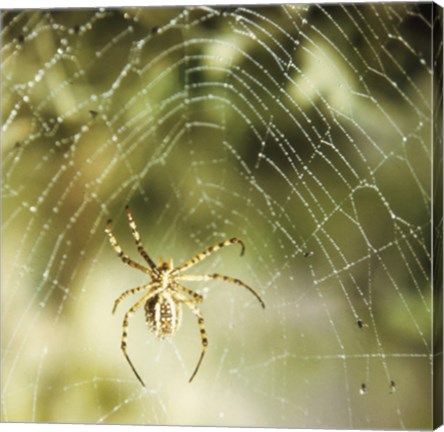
1 2 442 429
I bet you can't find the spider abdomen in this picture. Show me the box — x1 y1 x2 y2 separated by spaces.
145 292 182 339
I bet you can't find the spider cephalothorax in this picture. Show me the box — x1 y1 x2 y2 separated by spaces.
105 206 265 386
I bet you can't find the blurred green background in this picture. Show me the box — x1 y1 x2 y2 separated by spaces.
1 4 439 428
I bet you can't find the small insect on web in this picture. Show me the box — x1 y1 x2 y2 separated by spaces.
105 206 266 386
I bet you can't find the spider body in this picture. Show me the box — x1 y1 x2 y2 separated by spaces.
145 291 182 338
105 206 265 386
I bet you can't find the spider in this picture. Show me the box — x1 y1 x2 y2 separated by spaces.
105 206 265 387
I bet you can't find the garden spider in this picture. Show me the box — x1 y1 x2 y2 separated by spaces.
105 206 265 387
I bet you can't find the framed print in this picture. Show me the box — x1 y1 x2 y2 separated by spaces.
1 2 443 429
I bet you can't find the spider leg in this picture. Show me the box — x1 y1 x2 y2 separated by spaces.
125 206 158 271
174 284 203 303
177 273 265 309
105 220 151 275
112 283 157 314
175 295 207 383
120 285 164 387
172 238 245 274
